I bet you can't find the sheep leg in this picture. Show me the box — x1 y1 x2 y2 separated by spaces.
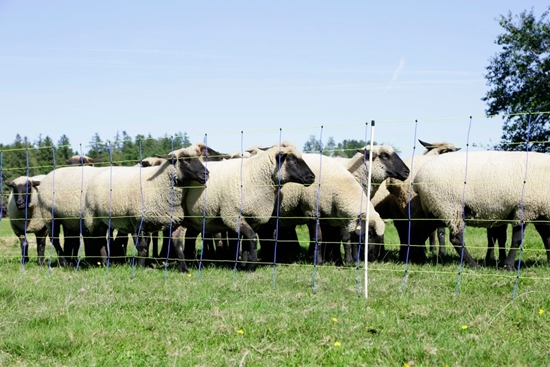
534 224 550 266
151 232 159 259
18 235 30 265
239 221 258 271
111 231 128 265
49 222 68 266
257 223 275 263
307 221 324 265
183 226 200 262
169 234 188 273
449 230 479 268
428 231 437 253
502 225 525 271
437 227 446 256
325 225 344 266
485 226 507 267
36 227 48 266
135 235 149 267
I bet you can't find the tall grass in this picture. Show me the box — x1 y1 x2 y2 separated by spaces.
0 219 549 366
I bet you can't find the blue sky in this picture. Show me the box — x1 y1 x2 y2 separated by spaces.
0 1 546 157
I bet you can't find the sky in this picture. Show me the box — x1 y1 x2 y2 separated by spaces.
0 0 547 158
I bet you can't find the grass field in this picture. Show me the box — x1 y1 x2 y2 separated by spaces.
0 218 549 366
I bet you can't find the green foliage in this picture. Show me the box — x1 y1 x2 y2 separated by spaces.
483 7 550 152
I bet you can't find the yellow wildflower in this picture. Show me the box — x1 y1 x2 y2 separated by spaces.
332 317 338 323
333 341 341 347
461 325 468 330
539 308 545 315
237 329 244 335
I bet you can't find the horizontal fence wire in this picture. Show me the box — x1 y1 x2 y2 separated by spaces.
1 114 550 297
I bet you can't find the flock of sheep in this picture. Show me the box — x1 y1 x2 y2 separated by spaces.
5 138 550 272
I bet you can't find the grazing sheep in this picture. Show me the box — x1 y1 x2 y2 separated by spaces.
5 175 59 265
370 140 461 261
65 155 104 166
261 153 386 266
184 142 316 271
412 150 550 270
83 143 212 271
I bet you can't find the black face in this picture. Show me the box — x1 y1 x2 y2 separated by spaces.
174 156 209 185
370 150 410 181
10 181 33 210
278 153 316 186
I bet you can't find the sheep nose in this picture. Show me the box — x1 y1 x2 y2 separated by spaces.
203 168 210 181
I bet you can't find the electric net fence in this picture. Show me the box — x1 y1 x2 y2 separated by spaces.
1 114 550 299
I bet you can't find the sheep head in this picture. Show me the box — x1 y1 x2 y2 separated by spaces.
270 142 315 186
6 177 41 210
418 140 461 155
156 145 210 186
356 145 410 182
66 155 104 166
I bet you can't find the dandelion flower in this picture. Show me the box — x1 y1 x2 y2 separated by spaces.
237 329 244 335
461 325 468 330
187 273 192 277
539 308 545 315
333 341 341 347
332 317 338 323
403 363 410 367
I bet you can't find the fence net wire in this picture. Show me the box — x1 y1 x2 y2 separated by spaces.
1 113 550 297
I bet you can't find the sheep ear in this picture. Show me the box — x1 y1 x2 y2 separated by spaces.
455 147 462 151
140 161 153 167
5 180 13 187
156 153 174 160
31 180 41 187
418 139 433 149
206 147 230 161
90 157 104 163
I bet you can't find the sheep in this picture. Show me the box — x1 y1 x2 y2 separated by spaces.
82 143 212 271
411 150 550 270
331 145 410 198
37 165 107 266
370 140 461 261
5 175 61 265
65 155 104 166
260 153 386 266
317 145 409 263
183 142 316 271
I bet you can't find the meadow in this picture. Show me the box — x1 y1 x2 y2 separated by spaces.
0 219 549 366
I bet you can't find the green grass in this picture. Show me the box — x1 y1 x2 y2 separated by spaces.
0 218 549 366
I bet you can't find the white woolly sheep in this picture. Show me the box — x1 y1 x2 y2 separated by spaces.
412 150 550 270
370 140 461 261
262 153 386 265
6 175 58 265
82 143 212 271
183 142 316 271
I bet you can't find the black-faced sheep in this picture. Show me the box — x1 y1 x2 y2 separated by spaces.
5 175 60 265
260 153 386 266
412 150 550 270
183 142 316 271
83 143 212 271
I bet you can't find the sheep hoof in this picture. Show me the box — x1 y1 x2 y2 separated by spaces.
503 263 515 272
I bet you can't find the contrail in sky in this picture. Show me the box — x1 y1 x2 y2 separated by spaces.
384 58 405 92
